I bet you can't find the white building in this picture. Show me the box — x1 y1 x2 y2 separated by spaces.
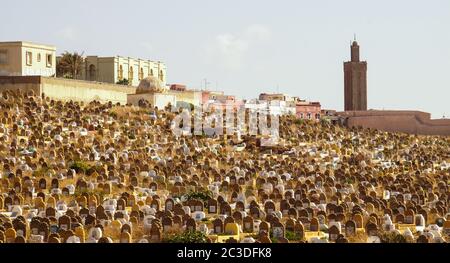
244 99 296 116
0 41 56 77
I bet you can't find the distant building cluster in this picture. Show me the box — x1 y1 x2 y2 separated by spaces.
0 40 323 121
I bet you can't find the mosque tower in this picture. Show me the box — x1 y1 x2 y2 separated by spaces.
344 37 367 111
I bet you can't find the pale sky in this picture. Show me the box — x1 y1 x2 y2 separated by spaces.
1 0 449 118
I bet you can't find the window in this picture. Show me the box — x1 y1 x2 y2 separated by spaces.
37 53 41 62
26 51 32 65
0 50 7 64
149 69 154 76
46 54 53 67
307 113 311 120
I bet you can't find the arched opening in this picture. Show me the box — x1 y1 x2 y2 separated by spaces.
118 65 123 80
139 67 144 80
129 66 134 85
159 70 164 82
149 69 154 77
88 64 96 81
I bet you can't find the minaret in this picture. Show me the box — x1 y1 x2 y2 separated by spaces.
344 38 367 111
351 41 360 62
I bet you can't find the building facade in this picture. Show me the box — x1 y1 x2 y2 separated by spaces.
76 56 166 87
296 100 321 120
344 40 367 111
245 99 296 116
256 93 321 120
0 41 56 77
259 93 295 102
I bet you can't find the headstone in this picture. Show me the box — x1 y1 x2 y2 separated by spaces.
213 218 224 234
272 221 285 239
165 198 174 211
243 216 254 233
264 200 276 215
345 220 356 237
405 209 415 224
259 221 270 235
208 199 218 214
185 218 196 232
310 217 319 232
329 225 340 242
162 216 173 232
354 214 363 229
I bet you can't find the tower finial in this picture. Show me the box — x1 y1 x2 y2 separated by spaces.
354 33 356 42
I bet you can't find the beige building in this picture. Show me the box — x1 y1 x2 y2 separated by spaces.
77 55 167 87
0 41 56 77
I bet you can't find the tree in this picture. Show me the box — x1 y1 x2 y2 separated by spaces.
56 51 84 79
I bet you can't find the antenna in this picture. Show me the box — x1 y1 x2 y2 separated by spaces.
203 78 211 91
354 33 356 41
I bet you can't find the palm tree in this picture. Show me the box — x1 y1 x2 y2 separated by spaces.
56 51 84 79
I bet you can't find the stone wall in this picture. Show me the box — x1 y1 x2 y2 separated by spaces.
0 76 136 104
338 110 450 136
0 76 41 94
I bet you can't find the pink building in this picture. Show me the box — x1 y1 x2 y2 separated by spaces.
296 101 321 120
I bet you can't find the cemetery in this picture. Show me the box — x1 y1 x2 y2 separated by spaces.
0 87 449 243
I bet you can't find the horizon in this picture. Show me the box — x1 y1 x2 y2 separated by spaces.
1 0 449 118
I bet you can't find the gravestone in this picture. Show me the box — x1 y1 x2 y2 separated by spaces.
208 199 218 214
213 218 224 234
243 216 254 233
345 220 356 237
272 221 285 239
185 218 196 232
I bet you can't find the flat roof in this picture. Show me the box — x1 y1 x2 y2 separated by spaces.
0 41 56 50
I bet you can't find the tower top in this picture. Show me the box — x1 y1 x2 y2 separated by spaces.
351 39 360 62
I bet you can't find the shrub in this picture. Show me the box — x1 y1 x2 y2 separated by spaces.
379 231 408 243
285 230 304 241
33 167 50 177
163 231 208 243
70 160 91 174
116 78 129 85
184 190 213 203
